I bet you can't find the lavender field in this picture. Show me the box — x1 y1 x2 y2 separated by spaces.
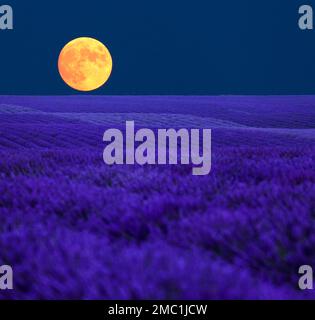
0 96 314 299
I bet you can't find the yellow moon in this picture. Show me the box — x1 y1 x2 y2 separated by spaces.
58 37 113 91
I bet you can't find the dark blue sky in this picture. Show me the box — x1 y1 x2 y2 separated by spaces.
0 0 314 94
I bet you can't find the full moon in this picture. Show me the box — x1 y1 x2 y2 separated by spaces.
58 37 113 91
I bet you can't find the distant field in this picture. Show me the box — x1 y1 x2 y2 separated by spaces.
1 95 315 128
0 96 314 299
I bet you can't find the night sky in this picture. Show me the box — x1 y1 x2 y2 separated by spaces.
0 0 314 95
